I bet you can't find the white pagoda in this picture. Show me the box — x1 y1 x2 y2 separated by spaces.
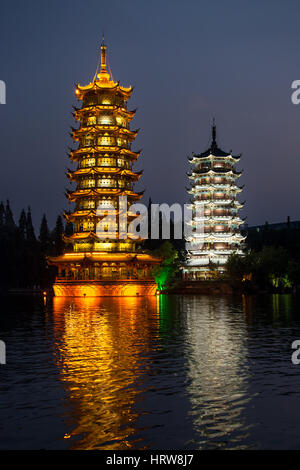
183 122 246 280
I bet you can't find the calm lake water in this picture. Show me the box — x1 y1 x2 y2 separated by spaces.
0 293 300 450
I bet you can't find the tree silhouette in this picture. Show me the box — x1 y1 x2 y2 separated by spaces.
39 214 51 254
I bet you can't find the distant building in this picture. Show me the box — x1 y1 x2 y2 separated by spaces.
246 217 300 253
183 122 246 280
247 218 300 232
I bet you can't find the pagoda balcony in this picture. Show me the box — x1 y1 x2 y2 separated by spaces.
203 230 235 234
56 273 154 281
56 274 153 282
191 229 239 235
194 184 234 191
69 147 140 162
188 249 234 256
195 180 234 186
78 162 133 170
212 166 234 171
78 183 132 190
74 143 132 154
73 247 137 254
72 232 141 243
207 211 235 216
196 196 233 202
215 228 239 232
73 125 138 140
194 215 233 221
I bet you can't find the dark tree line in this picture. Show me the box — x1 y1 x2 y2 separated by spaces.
0 200 73 292
226 223 300 292
247 222 300 257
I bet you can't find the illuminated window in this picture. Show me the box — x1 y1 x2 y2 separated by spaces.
99 134 114 146
100 94 112 105
98 115 113 125
79 199 95 209
82 220 95 231
98 200 115 208
215 243 227 250
95 242 114 251
98 179 116 188
81 178 95 188
100 157 115 167
87 158 95 167
88 179 95 188
84 135 94 147
117 138 127 147
87 116 96 126
101 265 112 277
116 116 126 127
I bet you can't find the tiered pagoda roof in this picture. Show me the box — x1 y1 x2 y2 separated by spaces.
47 37 161 297
184 121 246 279
59 37 148 251
189 125 241 161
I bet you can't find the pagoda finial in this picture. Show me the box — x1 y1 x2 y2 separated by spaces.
96 34 112 82
100 36 107 72
212 118 217 147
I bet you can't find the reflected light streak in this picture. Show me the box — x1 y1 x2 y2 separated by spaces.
180 296 252 448
51 296 159 449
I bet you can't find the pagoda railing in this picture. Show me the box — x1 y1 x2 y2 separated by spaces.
56 275 154 281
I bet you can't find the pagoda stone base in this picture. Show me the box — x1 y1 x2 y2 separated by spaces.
52 279 158 297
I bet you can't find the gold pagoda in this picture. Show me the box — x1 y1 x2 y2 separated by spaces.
48 38 161 296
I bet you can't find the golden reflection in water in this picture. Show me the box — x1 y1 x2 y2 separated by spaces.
242 294 254 317
272 294 292 320
242 294 293 324
51 296 159 450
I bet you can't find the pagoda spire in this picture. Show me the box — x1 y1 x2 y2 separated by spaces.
211 118 217 148
100 34 107 71
97 34 111 83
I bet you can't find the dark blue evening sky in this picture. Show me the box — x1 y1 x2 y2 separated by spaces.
0 0 300 229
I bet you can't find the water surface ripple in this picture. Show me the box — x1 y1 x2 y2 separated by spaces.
0 294 300 449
